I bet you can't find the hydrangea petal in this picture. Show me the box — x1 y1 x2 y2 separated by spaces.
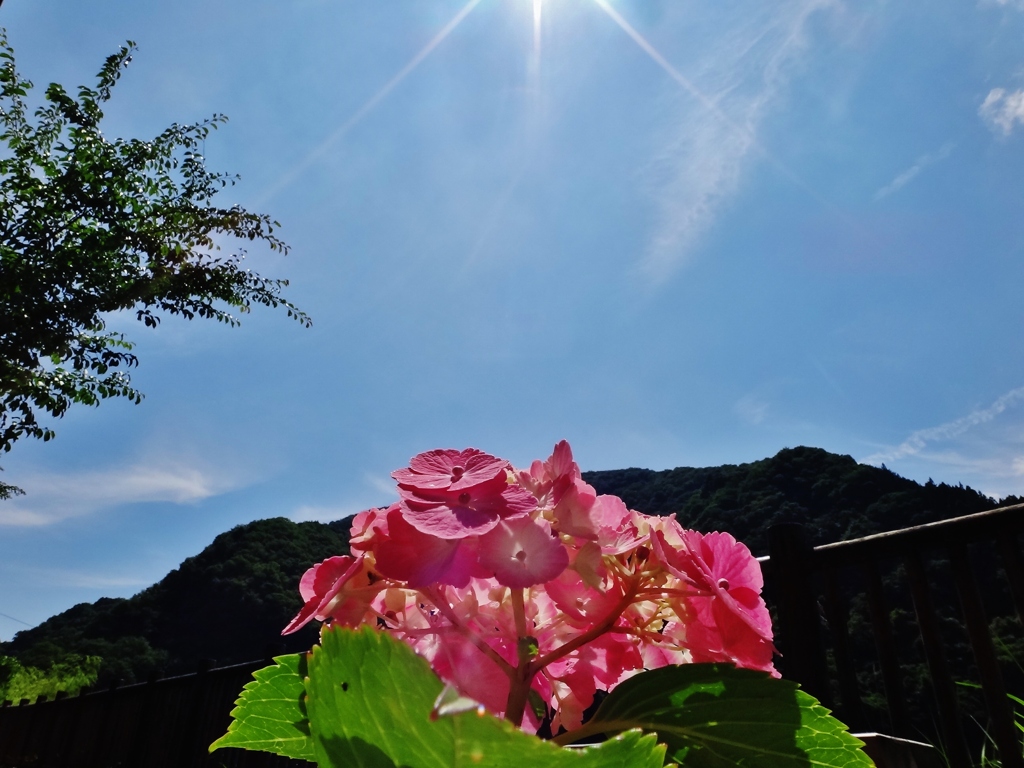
283 555 365 635
478 517 569 588
375 509 479 587
393 448 509 492
400 483 537 540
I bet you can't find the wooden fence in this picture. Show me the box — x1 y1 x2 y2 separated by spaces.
0 657 309 767
4 503 1024 766
765 502 1024 768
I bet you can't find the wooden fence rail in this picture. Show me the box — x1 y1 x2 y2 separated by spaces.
4 503 1024 766
764 502 1024 768
0 657 310 767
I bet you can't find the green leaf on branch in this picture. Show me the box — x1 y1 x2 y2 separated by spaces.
305 626 665 768
558 663 871 768
0 30 310 464
209 653 316 761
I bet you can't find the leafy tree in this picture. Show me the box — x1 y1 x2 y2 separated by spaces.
0 30 310 497
0 653 100 702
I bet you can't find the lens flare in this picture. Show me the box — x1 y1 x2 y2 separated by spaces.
257 0 485 205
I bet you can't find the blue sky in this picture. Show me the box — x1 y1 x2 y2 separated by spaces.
2 0 1024 638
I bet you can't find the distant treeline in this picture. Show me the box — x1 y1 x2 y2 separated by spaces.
1 446 1012 690
584 446 1001 554
1 518 352 690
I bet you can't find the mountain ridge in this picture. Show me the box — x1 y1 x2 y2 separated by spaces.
2 445 1011 687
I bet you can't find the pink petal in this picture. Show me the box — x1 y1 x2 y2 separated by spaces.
297 564 319 603
548 440 577 480
282 598 320 635
479 518 569 588
283 555 360 635
349 506 391 552
375 509 480 587
315 557 369 616
393 448 509 492
399 484 537 540
400 498 501 539
427 632 514 719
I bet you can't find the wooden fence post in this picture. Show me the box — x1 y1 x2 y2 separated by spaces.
904 551 971 768
949 544 1024 768
820 568 866 730
767 523 831 707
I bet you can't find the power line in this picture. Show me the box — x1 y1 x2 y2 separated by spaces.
0 611 31 627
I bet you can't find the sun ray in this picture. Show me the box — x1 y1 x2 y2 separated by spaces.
591 0 823 204
256 0 484 205
533 0 543 66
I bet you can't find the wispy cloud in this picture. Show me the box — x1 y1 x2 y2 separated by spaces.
633 0 833 282
864 385 1024 465
289 471 392 523
985 0 1024 11
734 393 769 425
290 504 360 524
874 142 954 200
0 462 242 527
980 88 1024 136
362 471 396 498
12 565 157 590
860 386 1024 498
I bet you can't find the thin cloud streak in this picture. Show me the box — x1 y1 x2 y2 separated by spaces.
874 142 954 200
593 0 731 124
14 566 157 590
593 1 824 202
615 0 831 281
864 385 1024 465
256 0 484 206
0 462 243 527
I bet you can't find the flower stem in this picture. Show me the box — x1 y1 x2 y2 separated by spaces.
421 586 515 679
529 578 640 675
503 665 533 727
504 589 534 726
511 589 528 638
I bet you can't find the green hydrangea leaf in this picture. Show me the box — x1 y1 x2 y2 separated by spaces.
305 626 665 768
209 653 315 761
562 663 871 768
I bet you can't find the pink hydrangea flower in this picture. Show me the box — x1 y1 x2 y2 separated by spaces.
391 447 537 539
285 440 778 732
652 526 777 673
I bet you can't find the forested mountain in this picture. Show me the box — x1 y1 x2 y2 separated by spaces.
584 446 997 554
1 517 353 687
1 446 1007 689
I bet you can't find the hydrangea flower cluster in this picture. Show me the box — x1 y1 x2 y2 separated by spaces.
284 441 776 733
